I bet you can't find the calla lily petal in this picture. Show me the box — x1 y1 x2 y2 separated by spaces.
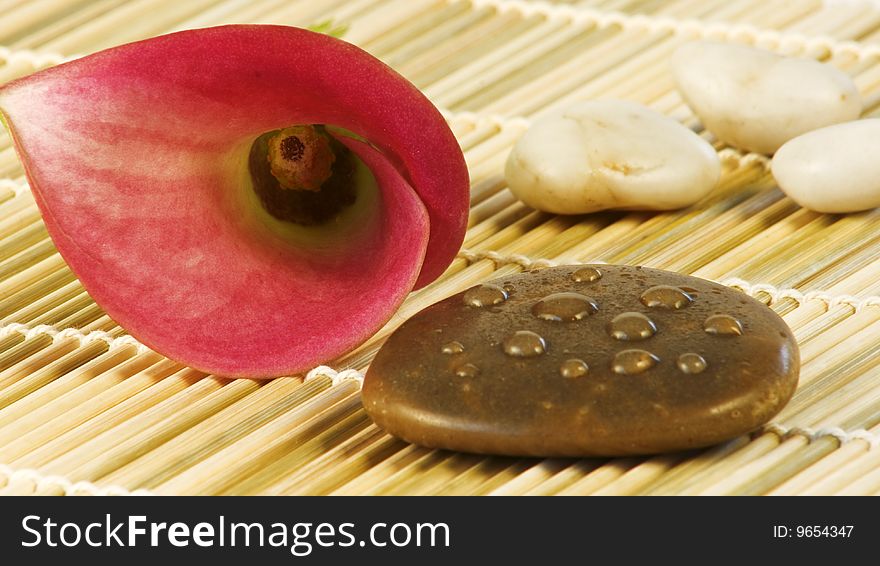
0 25 468 377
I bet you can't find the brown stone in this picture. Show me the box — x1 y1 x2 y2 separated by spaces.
362 265 800 457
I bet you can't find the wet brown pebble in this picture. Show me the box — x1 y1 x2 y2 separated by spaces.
363 265 800 457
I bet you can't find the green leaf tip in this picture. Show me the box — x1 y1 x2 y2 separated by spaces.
306 19 349 39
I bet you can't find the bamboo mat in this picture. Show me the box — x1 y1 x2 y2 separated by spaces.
1 0 880 496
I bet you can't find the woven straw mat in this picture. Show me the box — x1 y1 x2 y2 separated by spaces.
1 0 880 496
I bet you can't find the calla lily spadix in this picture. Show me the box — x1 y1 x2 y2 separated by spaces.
0 25 469 378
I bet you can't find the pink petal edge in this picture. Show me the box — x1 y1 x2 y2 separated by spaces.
0 25 462 377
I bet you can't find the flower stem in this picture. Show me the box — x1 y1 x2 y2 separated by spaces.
267 125 336 191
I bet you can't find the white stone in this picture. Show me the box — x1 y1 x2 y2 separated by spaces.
671 41 861 155
771 119 880 213
504 100 720 214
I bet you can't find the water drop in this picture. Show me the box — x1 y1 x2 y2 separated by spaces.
571 266 602 283
559 358 589 379
455 363 480 378
462 283 508 308
677 352 707 374
612 349 659 375
532 292 598 322
608 312 657 341
441 341 465 355
640 285 693 309
704 314 743 336
502 330 547 358
652 403 670 417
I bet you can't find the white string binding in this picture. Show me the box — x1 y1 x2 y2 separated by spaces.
2 0 880 71
761 423 880 449
440 108 532 132
822 0 880 10
297 364 879 451
456 248 880 312
0 425 871 497
717 148 772 171
0 464 153 496
305 365 365 388
0 45 76 67
0 178 31 198
457 248 578 270
721 277 880 312
0 321 150 354
440 110 772 172
467 0 880 60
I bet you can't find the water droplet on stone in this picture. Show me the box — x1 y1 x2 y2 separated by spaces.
455 363 480 378
532 292 598 321
560 358 589 378
462 283 508 308
441 341 465 355
704 314 743 336
502 330 547 358
608 312 657 341
612 349 659 375
677 352 707 374
571 266 602 283
652 403 670 417
640 285 693 309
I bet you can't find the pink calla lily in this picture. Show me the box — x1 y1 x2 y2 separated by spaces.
0 25 469 377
